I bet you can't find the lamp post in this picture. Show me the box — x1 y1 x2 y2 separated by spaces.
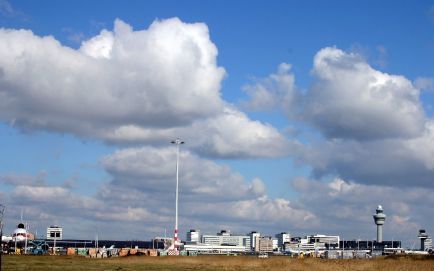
0 204 5 271
171 138 184 251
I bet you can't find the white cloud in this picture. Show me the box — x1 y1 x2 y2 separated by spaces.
101 105 291 158
1 172 47 186
101 146 268 201
5 174 433 242
0 18 289 159
241 63 298 114
296 121 434 188
250 177 266 196
305 47 425 140
1 147 316 238
80 29 114 59
100 146 316 233
238 47 433 188
414 76 434 92
0 18 223 131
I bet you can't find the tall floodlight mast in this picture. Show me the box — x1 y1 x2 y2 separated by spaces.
171 138 184 251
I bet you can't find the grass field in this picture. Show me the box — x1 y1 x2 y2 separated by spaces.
3 254 434 271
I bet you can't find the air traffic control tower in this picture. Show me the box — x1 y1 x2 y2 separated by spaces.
418 229 429 251
373 205 386 243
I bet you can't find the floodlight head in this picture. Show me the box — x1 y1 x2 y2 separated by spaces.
171 138 185 145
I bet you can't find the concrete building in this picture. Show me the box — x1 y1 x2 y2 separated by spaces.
46 225 62 240
202 230 250 248
186 229 200 243
284 235 340 252
258 236 273 253
308 234 340 249
272 238 278 251
249 231 260 252
425 237 433 251
275 232 290 250
339 240 400 251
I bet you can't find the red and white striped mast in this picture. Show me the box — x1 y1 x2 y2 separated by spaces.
171 138 184 251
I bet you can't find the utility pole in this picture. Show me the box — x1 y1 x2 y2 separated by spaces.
0 204 6 271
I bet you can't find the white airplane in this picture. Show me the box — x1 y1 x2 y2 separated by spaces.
11 222 34 247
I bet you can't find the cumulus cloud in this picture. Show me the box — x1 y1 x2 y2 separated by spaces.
243 48 425 142
1 147 316 238
102 146 269 201
0 18 290 158
414 76 434 92
248 47 432 188
3 183 164 239
1 172 47 186
241 63 298 114
100 146 316 233
0 18 223 130
296 122 434 188
102 105 291 158
305 47 425 140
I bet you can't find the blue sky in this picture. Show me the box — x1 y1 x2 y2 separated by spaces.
1 0 434 246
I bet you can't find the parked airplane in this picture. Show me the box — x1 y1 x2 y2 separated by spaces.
12 223 34 243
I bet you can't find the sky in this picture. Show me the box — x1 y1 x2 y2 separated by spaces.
0 0 433 247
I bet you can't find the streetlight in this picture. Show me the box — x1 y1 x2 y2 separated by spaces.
0 204 5 271
171 138 184 251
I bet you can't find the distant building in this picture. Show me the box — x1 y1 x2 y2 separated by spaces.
46 225 63 240
272 238 278 251
285 234 340 252
309 234 340 249
340 240 401 251
186 229 200 243
275 232 290 250
249 231 261 252
202 230 250 248
258 236 273 253
424 237 433 251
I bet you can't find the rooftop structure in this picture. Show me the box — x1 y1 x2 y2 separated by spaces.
46 225 63 240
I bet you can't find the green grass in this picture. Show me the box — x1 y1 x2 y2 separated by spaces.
3 254 434 271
